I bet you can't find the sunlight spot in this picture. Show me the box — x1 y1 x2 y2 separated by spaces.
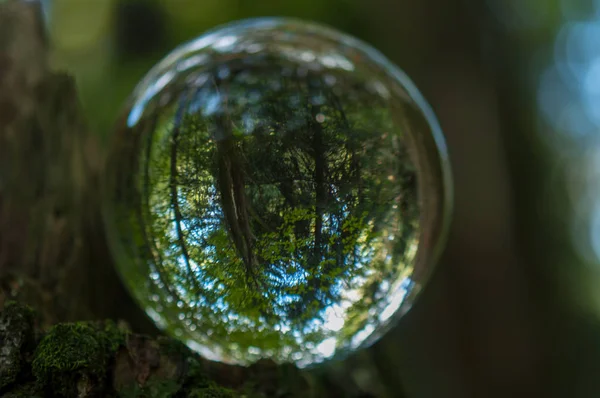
323 305 345 331
187 340 221 362
316 337 337 358
351 324 375 349
212 35 238 51
300 51 316 62
379 281 409 323
177 54 210 72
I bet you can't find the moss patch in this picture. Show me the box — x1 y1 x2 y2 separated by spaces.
0 301 316 397
102 319 128 353
31 321 125 396
187 383 235 398
179 358 236 398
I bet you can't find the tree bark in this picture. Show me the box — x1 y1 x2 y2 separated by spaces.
0 0 158 334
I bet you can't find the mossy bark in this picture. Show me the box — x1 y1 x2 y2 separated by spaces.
0 1 377 397
0 302 316 397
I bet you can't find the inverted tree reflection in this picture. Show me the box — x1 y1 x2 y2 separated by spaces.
134 61 420 364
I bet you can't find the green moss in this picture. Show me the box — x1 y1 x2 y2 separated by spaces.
187 383 235 398
0 301 35 390
183 355 205 381
177 355 209 392
175 355 239 398
31 322 119 396
102 319 127 353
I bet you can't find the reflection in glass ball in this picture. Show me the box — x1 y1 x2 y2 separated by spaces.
104 18 451 367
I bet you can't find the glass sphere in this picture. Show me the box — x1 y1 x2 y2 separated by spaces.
103 18 451 367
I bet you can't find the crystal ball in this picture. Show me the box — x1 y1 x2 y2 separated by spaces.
103 18 451 367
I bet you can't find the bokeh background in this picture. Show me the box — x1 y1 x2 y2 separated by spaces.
41 0 600 396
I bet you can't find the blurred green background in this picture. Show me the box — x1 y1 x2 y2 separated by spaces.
43 0 600 396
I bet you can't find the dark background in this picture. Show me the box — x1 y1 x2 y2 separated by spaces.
44 0 600 396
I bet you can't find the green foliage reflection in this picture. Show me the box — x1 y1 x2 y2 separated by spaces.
108 32 423 366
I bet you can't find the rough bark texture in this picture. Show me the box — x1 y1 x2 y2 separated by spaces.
0 1 376 397
0 0 160 335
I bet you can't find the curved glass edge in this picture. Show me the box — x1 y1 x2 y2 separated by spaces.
105 16 454 369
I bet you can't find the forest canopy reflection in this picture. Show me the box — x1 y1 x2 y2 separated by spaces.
105 19 445 367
